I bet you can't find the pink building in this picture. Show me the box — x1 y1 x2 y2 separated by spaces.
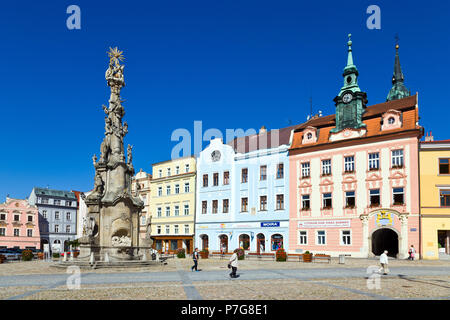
0 198 41 250
288 40 422 259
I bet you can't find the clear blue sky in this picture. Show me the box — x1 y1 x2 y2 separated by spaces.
0 0 449 200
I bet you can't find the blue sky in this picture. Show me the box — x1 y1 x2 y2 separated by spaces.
0 0 449 200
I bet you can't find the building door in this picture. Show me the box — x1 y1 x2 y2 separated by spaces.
438 230 450 255
219 235 228 253
257 234 265 254
200 235 209 251
185 240 191 254
372 228 399 258
239 234 250 250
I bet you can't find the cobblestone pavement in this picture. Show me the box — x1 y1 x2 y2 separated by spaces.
0 258 449 300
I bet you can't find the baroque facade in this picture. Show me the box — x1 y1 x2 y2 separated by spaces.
131 169 152 239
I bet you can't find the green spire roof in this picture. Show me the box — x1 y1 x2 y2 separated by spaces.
344 34 357 74
387 44 410 101
338 34 361 96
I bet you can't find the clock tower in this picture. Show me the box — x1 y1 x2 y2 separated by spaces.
330 34 367 133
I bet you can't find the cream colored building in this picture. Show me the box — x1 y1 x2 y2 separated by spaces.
150 156 196 254
420 138 450 259
131 169 152 240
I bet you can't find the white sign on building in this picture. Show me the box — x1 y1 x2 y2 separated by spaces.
298 220 351 228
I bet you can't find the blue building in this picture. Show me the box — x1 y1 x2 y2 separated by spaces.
195 125 299 253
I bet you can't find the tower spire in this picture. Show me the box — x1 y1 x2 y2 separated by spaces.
387 39 410 101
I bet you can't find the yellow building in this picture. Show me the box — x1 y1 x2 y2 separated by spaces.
131 169 152 240
420 138 450 259
150 156 196 254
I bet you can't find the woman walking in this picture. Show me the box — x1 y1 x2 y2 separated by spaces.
229 249 239 278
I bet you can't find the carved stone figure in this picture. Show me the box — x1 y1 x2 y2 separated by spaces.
127 144 133 164
111 235 131 247
93 171 104 195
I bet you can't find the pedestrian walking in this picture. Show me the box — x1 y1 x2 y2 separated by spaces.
228 249 239 278
408 245 416 261
191 248 199 272
379 250 389 275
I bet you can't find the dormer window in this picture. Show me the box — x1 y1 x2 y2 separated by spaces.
307 133 312 140
382 110 402 131
302 127 318 144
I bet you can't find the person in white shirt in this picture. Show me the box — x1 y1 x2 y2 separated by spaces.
408 245 416 260
229 249 239 278
379 250 389 275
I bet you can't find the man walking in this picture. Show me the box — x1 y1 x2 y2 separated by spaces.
191 248 199 272
229 249 239 278
379 250 389 275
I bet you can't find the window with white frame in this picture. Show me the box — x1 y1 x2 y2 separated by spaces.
184 182 190 193
54 199 61 205
368 152 380 170
174 225 179 234
166 185 171 195
260 196 267 211
322 159 331 176
202 201 207 214
66 212 71 221
14 228 20 236
0 228 5 236
276 194 284 210
66 225 71 233
341 230 351 245
165 206 170 217
175 184 180 194
301 162 310 178
299 230 307 245
212 200 218 214
175 166 180 175
141 215 146 225
66 201 72 207
174 205 180 216
370 189 380 206
184 224 189 234
55 211 60 220
158 187 162 197
41 198 49 204
317 230 326 245
158 169 162 178
27 229 33 237
185 164 190 173
165 225 170 234
323 193 332 209
28 215 33 222
42 210 47 219
167 168 171 176
302 195 310 210
392 149 404 168
344 156 355 172
157 207 162 217
184 204 190 215
157 226 161 234
345 191 355 208
54 225 59 233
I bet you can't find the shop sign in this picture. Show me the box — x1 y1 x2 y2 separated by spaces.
298 220 350 228
261 222 280 228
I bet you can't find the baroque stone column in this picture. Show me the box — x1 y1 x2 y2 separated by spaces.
360 214 370 257
398 214 409 259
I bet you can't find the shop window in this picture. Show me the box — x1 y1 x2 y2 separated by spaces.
239 234 250 250
170 240 177 251
271 234 283 251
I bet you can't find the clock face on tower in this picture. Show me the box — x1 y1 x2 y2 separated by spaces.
342 93 353 104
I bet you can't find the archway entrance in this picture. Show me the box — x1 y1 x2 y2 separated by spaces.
256 233 265 254
372 228 399 258
239 234 250 250
219 235 228 253
200 234 209 251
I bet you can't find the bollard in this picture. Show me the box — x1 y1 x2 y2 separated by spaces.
63 252 67 262
89 252 95 265
104 252 110 263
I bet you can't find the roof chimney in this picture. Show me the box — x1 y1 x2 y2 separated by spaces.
425 131 434 142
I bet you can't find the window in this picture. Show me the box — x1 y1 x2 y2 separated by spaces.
439 159 450 174
260 165 267 181
28 215 33 222
344 156 355 173
368 153 380 170
299 231 307 245
260 196 267 211
276 194 284 210
241 168 248 183
323 193 332 209
157 207 162 217
203 174 208 187
42 210 47 219
55 211 60 220
241 198 248 212
54 199 61 205
223 171 230 185
213 173 219 186
440 190 450 207
345 191 355 208
185 164 190 173
223 199 229 213
166 185 171 195
66 201 72 207
277 163 284 179
175 166 180 175
307 132 312 139
175 184 180 194
184 225 190 234
14 229 20 237
174 205 180 216
41 198 49 204
165 225 170 234
0 228 5 236
317 230 326 245
202 201 207 214
167 168 171 176
184 204 190 215
302 195 310 210
370 189 381 207
184 183 190 193
165 206 170 217
212 200 218 214
392 149 404 168
66 225 71 233
14 214 20 221
54 225 59 233
158 169 162 178
393 187 405 205
158 187 162 197
0 214 5 221
341 230 351 245
388 117 395 125
301 162 310 178
322 159 331 176
157 226 161 235
174 225 179 234
66 212 71 221
25 229 32 237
